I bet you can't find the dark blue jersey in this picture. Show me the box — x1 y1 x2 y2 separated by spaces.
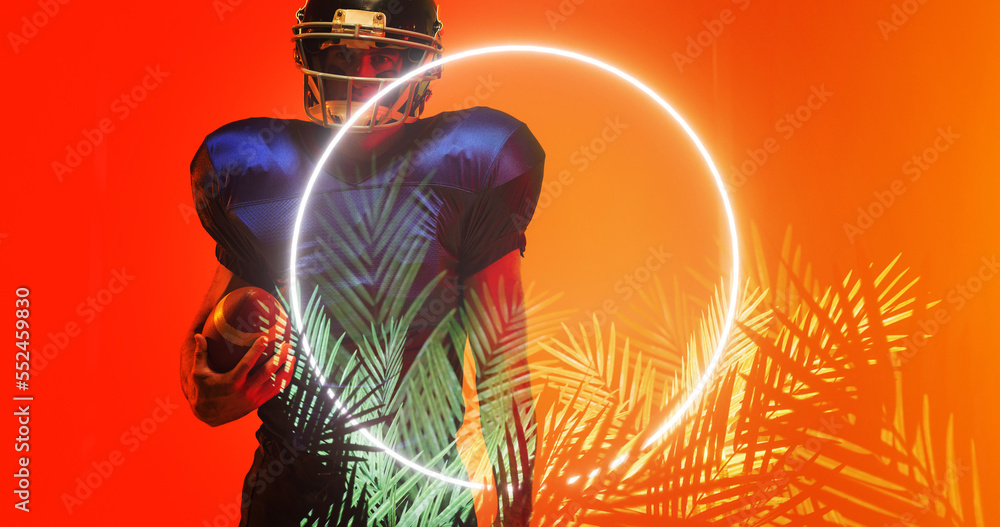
190 107 544 453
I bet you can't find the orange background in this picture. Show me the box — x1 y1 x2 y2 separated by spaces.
3 0 998 524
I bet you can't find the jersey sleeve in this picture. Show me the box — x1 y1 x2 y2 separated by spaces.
457 123 545 278
190 140 273 288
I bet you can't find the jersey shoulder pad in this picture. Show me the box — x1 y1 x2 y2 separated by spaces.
191 117 303 204
423 106 545 191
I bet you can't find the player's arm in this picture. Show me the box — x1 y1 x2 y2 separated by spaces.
179 264 295 427
461 249 536 525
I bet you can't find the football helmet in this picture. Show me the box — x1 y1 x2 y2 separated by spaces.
292 0 444 132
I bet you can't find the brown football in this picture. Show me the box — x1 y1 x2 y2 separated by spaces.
202 286 293 373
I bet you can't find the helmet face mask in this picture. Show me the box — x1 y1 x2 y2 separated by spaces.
292 1 444 133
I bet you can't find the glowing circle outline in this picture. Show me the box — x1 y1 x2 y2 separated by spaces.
288 44 741 490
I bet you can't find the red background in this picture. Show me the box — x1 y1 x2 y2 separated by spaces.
3 0 999 524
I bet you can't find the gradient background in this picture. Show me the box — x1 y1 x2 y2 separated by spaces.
3 0 998 524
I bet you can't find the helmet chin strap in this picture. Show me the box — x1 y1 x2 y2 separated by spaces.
307 75 418 131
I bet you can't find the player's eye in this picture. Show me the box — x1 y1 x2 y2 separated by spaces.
370 55 392 67
370 54 400 78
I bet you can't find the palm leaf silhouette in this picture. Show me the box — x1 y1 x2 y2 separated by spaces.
518 224 983 526
250 133 984 527
262 148 564 526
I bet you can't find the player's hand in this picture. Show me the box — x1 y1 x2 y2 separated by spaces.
187 333 295 427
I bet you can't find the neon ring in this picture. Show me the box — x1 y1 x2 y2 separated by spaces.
289 45 741 490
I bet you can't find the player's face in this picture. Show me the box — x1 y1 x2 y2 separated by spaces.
314 45 406 102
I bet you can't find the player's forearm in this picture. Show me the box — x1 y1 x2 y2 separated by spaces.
474 326 536 525
180 331 198 405
461 261 536 522
479 400 536 478
477 380 536 526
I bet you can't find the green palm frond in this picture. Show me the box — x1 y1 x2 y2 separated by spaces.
520 224 983 526
527 278 770 526
266 143 985 527
266 147 574 526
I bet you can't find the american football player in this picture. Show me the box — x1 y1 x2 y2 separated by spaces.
179 0 544 525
